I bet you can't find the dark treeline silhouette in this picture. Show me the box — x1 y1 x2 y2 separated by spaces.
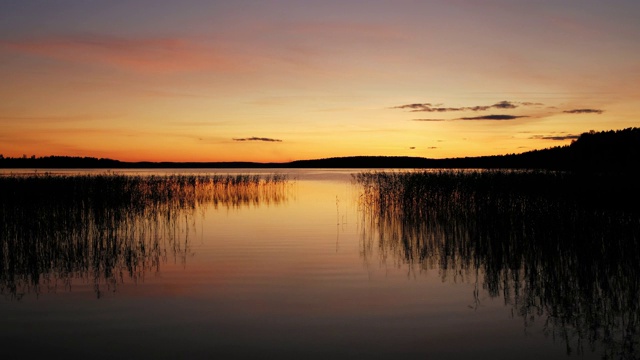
568 128 640 173
354 170 640 359
294 128 639 172
0 155 266 169
1 128 638 172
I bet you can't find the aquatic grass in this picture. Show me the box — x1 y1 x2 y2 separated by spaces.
0 173 289 299
354 169 640 359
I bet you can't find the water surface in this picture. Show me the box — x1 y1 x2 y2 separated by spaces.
1 169 637 359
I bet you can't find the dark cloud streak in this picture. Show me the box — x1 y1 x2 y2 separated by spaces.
412 114 529 121
530 134 579 141
458 114 528 121
563 109 604 114
393 100 540 113
232 137 283 142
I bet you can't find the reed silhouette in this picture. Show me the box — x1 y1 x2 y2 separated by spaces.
0 173 289 299
354 170 640 359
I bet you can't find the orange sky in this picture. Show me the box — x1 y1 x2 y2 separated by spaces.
1 1 639 162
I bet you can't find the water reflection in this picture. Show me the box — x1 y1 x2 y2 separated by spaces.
354 170 640 359
0 174 289 299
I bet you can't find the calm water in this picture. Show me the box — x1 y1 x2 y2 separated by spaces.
1 169 638 359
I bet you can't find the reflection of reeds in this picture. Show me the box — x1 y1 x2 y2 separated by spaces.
0 174 289 299
354 170 640 359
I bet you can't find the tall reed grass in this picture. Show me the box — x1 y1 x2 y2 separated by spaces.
0 173 289 299
354 170 640 359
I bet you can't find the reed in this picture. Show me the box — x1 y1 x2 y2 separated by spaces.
0 173 289 299
354 169 640 359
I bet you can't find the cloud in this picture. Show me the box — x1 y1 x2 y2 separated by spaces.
232 137 283 142
563 109 604 114
409 147 415 149
427 146 437 149
1 35 245 74
394 103 434 111
530 134 579 141
491 101 517 109
458 115 528 121
412 114 529 122
393 100 540 113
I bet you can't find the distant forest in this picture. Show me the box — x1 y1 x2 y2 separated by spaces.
1 128 639 173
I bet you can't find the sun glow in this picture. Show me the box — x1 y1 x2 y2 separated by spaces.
1 1 639 162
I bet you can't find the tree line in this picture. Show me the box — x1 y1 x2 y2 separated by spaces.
1 128 638 172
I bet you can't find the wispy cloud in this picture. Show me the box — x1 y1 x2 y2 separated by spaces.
412 114 529 122
393 101 541 113
563 109 604 114
530 134 579 141
395 103 437 111
458 115 528 121
491 101 518 109
1 35 245 74
232 137 283 142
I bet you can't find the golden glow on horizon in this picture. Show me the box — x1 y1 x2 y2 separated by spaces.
1 1 639 162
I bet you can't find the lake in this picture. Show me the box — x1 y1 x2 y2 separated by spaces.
1 169 638 359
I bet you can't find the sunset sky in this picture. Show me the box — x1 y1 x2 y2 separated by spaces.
1 0 639 162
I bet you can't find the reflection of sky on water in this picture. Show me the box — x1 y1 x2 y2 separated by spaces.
1 170 637 358
355 171 640 359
